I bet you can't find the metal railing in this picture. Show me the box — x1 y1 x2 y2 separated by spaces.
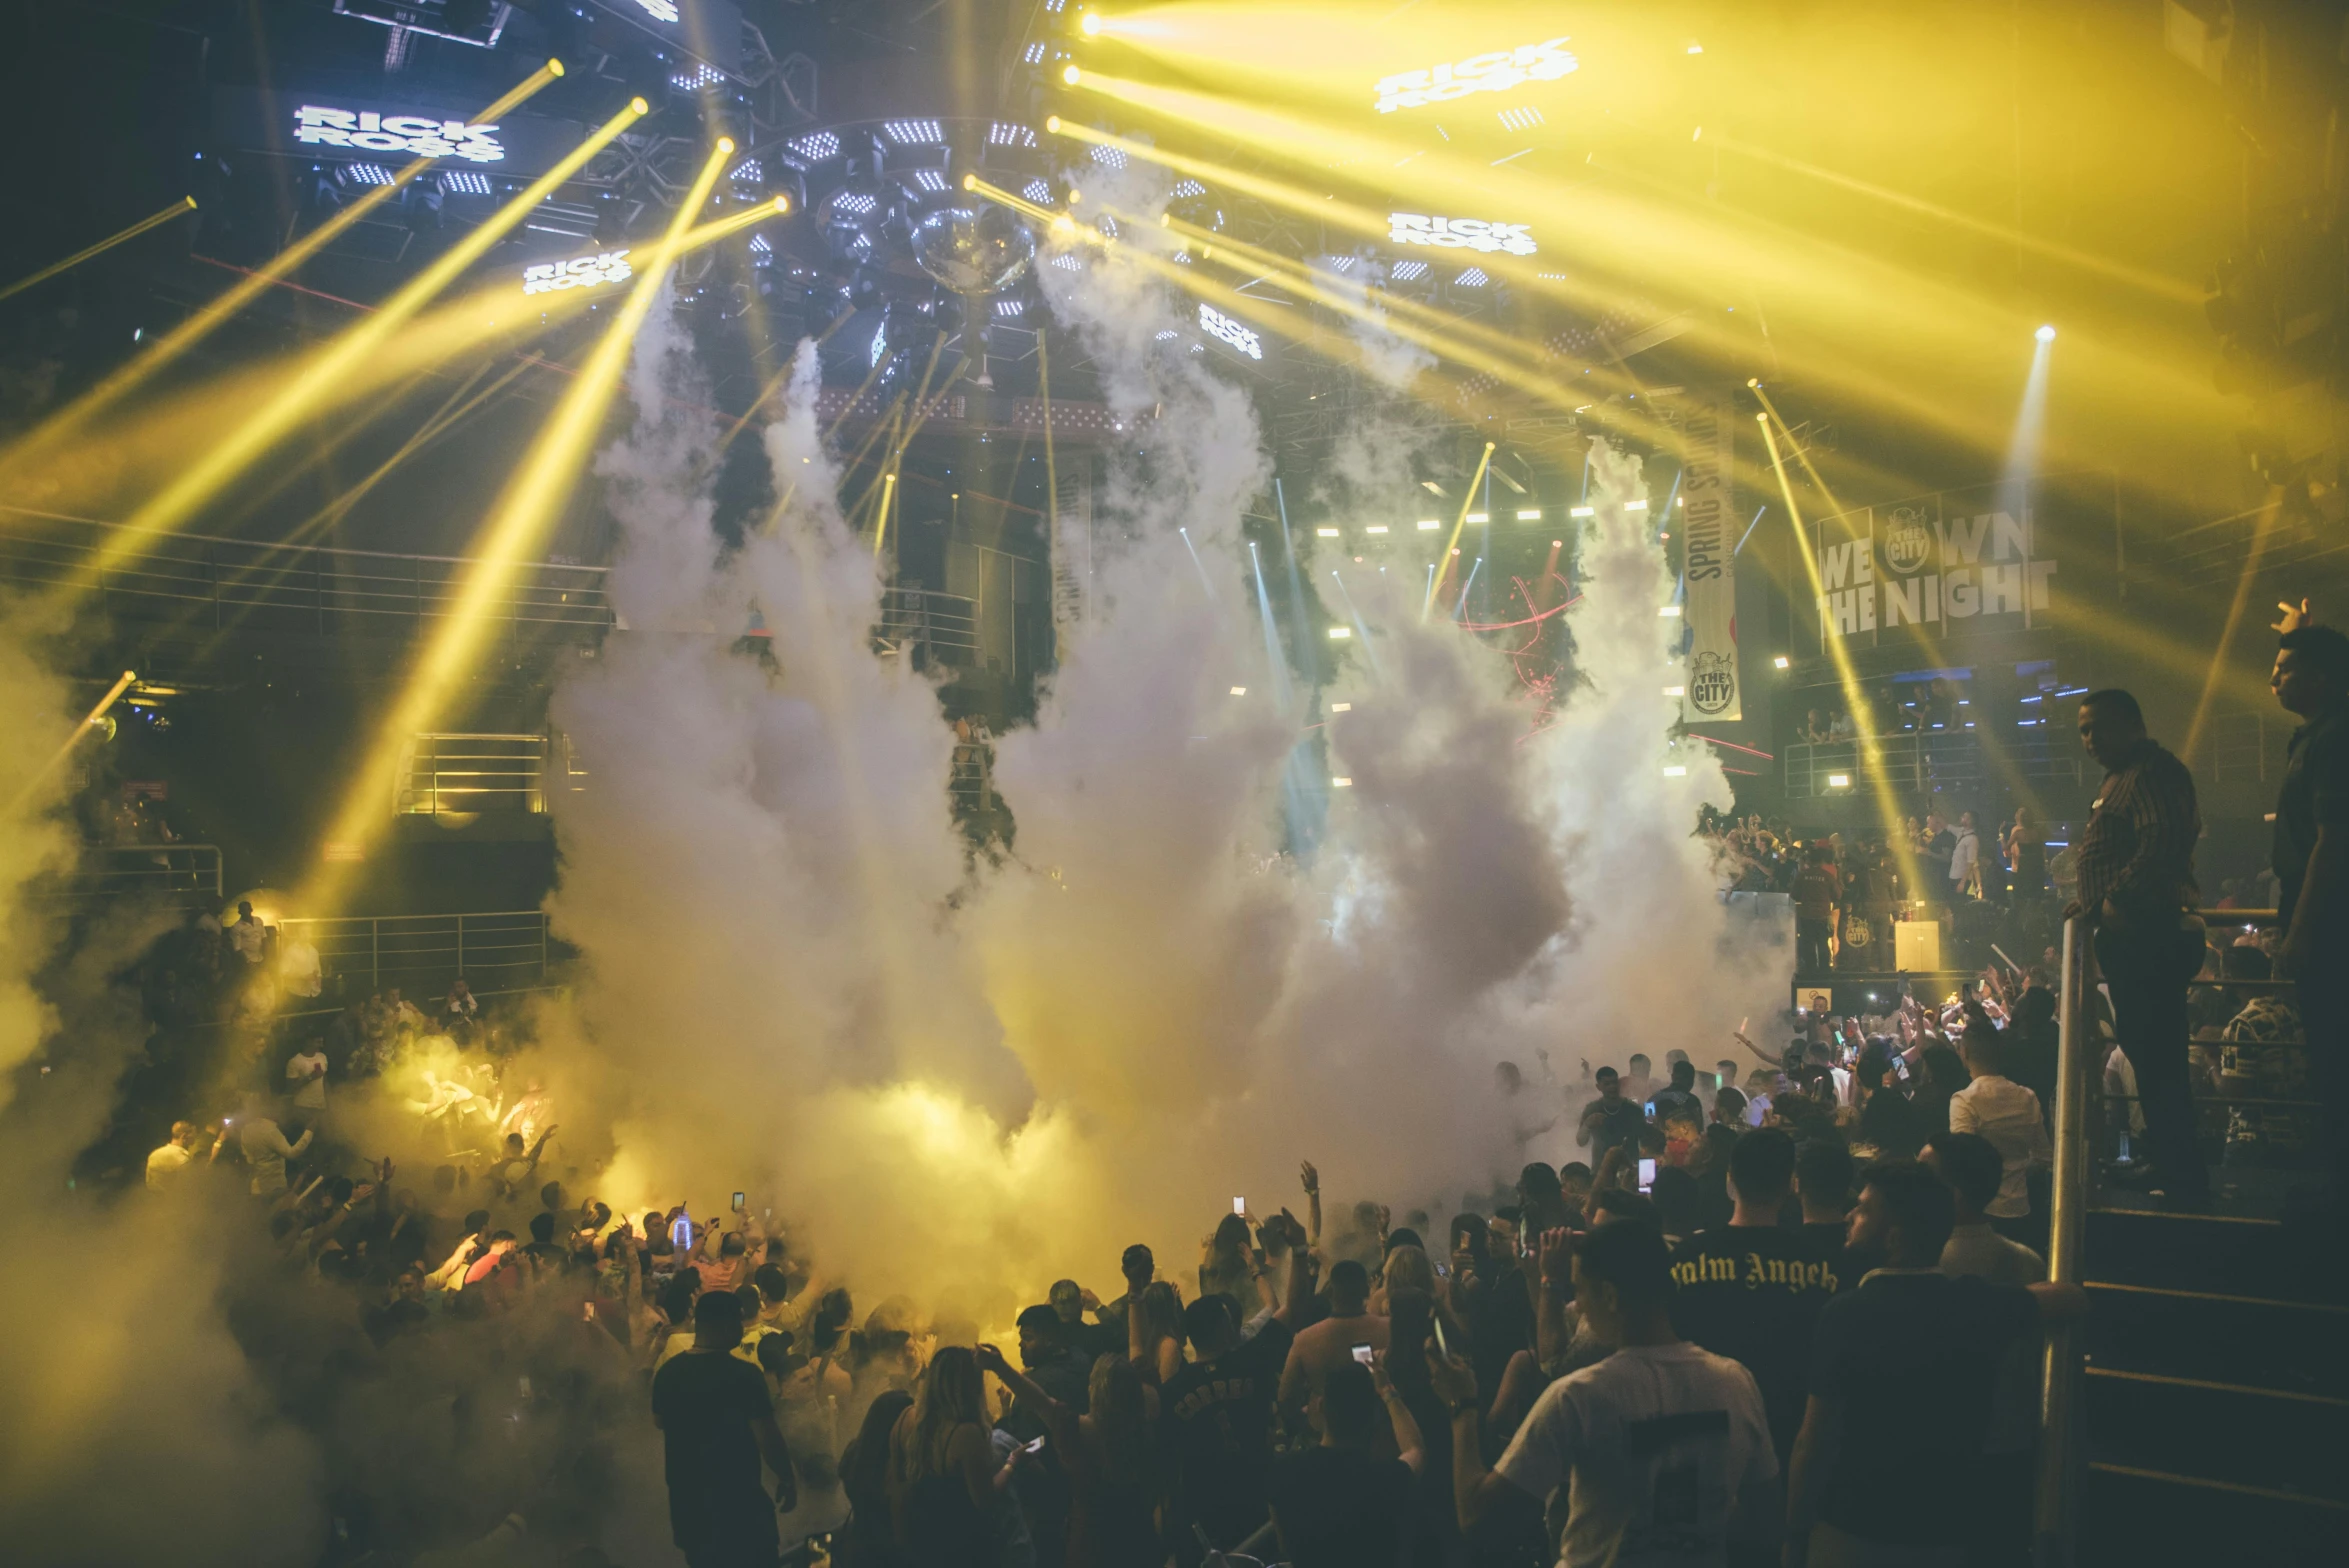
874 587 980 667
0 507 612 639
2038 907 2323 1558
1785 731 2085 799
51 843 223 903
274 910 551 997
395 733 548 815
2037 915 2090 1563
2209 710 2290 785
950 742 995 815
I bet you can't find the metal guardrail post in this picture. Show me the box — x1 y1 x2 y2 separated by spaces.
370 918 380 996
2034 915 2089 1567
457 915 466 979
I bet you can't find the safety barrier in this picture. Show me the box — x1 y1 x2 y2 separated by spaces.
1785 730 2085 798
274 909 551 996
0 508 612 638
395 733 549 815
51 842 223 903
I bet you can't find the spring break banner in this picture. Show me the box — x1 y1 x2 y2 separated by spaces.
1679 396 1741 723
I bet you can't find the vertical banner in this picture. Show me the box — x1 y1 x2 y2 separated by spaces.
1680 393 1742 722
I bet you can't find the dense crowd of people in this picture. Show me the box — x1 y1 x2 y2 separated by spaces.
1700 805 2065 977
132 968 2105 1568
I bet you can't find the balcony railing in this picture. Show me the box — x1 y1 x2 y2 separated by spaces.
275 910 552 997
0 508 612 640
395 734 549 815
1784 730 2084 799
874 587 980 668
2208 709 2291 785
51 843 223 904
951 742 995 815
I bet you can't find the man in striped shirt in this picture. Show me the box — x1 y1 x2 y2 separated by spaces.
2071 689 2207 1205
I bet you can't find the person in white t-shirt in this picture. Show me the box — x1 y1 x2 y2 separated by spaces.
286 1046 329 1120
1948 812 1982 900
1432 1221 1780 1567
146 1121 201 1188
225 901 267 965
280 935 322 1000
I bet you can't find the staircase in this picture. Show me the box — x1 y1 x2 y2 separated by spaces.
2077 1203 2346 1561
2051 914 2346 1564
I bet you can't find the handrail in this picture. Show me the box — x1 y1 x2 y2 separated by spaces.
0 507 613 638
2035 914 2089 1566
275 909 551 994
51 842 225 902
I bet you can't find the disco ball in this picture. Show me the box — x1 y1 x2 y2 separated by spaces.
909 204 1036 294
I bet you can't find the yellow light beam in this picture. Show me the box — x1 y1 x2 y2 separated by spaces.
1753 404 1924 897
968 177 1507 452
302 139 735 913
2182 484 2285 763
1135 205 1796 500
1064 70 2237 478
1427 442 1495 616
1700 130 2204 306
1052 120 1705 438
193 359 538 648
1060 75 1960 433
11 670 137 814
0 197 198 306
0 62 564 476
968 178 1450 409
872 472 898 559
66 95 649 595
871 332 956 520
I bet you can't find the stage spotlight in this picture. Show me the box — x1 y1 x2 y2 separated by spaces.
1081 12 1102 36
1063 64 1083 86
2036 323 2056 342
1774 655 1791 669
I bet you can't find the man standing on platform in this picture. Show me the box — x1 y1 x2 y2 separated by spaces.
2269 605 2349 1202
2071 689 2206 1205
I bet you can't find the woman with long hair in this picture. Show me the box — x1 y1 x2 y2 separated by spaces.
1383 1290 1458 1567
1129 1280 1185 1386
978 1343 1163 1567
2007 804 2047 903
834 1390 913 1568
1197 1211 1255 1312
1374 1242 1439 1308
887 1346 1001 1567
1445 1214 1493 1293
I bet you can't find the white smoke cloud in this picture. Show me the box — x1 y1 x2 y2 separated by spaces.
1311 255 1437 390
0 601 326 1566
530 239 1780 1323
